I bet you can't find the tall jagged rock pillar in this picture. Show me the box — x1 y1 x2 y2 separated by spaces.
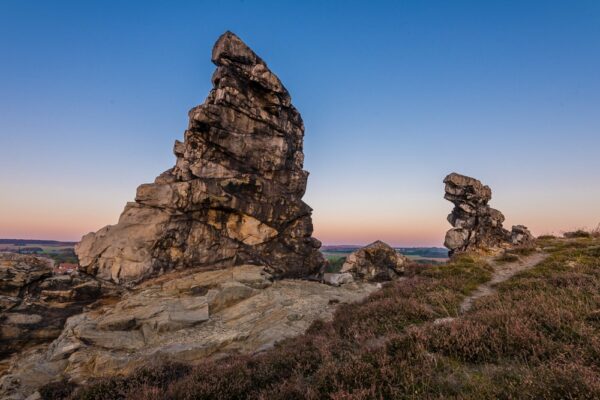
76 31 325 284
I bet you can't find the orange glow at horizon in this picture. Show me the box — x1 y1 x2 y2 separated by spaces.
1 182 599 246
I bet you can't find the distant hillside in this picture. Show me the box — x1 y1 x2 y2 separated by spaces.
0 239 77 264
321 245 448 259
0 239 77 246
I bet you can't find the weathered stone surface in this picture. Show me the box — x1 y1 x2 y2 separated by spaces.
0 253 109 366
76 31 324 285
510 225 535 246
0 253 53 298
443 173 534 256
322 272 354 286
0 265 377 399
340 241 408 281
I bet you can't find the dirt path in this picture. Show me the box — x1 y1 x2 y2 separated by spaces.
435 252 548 324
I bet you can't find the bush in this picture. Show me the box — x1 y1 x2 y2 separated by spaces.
324 256 346 273
564 230 591 238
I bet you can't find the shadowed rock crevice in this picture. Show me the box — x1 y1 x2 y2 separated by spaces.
0 253 113 366
76 31 325 285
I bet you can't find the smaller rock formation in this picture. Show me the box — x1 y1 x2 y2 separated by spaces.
0 253 108 366
322 272 354 287
510 225 535 246
443 173 535 256
340 241 408 281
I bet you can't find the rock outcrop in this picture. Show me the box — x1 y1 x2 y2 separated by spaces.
510 225 535 246
76 31 324 285
443 173 535 255
0 265 377 399
340 241 408 281
0 253 106 370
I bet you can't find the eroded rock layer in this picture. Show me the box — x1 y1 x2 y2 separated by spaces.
76 31 325 284
0 266 377 399
0 253 108 367
443 173 534 256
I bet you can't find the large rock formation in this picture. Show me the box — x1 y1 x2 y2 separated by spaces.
76 31 324 285
443 173 534 255
340 241 408 281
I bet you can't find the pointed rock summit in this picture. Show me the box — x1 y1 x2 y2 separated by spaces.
76 32 325 284
443 173 534 256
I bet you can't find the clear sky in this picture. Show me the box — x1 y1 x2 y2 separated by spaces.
1 1 599 246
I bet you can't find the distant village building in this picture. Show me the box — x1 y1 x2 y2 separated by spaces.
54 263 78 274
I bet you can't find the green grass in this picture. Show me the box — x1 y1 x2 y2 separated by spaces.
324 255 346 273
0 243 78 264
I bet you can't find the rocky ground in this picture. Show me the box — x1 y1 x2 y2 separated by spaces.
0 263 378 399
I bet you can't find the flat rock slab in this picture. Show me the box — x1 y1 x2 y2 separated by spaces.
0 265 377 399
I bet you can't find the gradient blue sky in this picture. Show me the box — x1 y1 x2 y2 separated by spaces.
1 0 599 246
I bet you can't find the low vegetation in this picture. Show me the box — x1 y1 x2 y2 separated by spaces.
564 230 592 239
564 224 600 239
324 255 346 273
45 237 600 399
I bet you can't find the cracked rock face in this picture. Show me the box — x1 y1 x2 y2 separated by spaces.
76 31 325 285
443 173 534 256
0 253 105 367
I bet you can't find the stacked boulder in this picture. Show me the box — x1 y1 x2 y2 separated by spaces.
76 31 325 285
443 173 534 256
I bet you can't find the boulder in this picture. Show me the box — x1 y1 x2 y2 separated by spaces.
340 241 408 281
511 225 535 246
76 31 325 285
443 173 534 255
322 272 354 287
